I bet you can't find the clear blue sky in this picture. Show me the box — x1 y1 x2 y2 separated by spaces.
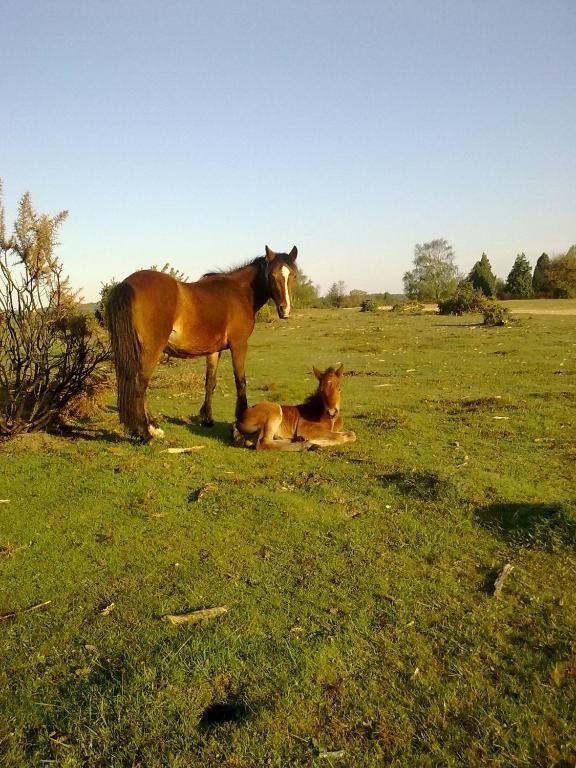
2 0 575 301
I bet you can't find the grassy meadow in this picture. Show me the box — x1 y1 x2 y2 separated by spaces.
1 303 575 767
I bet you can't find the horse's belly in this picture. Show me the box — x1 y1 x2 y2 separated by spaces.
165 326 226 357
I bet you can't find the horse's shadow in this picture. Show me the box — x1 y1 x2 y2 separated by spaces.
51 424 124 443
162 415 233 445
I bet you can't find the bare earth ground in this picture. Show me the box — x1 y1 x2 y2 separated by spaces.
508 307 576 314
380 302 576 315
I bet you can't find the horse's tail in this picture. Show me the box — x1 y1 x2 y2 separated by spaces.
107 281 141 433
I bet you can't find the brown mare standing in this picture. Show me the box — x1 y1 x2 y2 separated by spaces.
233 364 356 450
107 246 298 441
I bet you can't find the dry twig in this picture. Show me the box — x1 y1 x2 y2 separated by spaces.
494 563 514 597
162 606 228 625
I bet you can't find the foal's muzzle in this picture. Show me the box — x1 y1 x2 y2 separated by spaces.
277 305 290 319
328 407 339 418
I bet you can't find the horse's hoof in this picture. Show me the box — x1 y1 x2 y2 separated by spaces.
130 432 151 445
231 423 244 447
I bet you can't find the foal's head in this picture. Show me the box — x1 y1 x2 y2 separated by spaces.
265 245 298 319
313 364 344 418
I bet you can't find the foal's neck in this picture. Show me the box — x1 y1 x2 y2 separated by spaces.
299 389 326 419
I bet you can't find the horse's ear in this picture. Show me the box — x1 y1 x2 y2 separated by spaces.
336 363 344 378
288 246 298 262
313 365 322 381
265 245 275 262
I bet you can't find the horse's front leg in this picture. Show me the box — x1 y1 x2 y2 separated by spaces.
199 351 221 426
230 342 248 420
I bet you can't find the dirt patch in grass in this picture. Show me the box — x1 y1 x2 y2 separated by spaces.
346 370 389 378
425 396 522 414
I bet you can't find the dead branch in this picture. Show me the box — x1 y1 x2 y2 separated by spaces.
162 606 228 625
493 563 514 597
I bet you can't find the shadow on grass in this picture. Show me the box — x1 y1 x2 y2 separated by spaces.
380 470 457 501
50 424 123 443
476 502 576 549
198 701 250 731
162 415 233 445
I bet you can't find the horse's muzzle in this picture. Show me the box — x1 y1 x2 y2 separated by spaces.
277 306 290 319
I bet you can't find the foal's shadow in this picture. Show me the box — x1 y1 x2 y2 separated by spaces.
162 415 233 445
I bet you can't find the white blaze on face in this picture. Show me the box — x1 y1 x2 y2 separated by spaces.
281 265 291 315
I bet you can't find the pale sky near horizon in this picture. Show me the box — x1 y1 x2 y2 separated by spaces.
1 0 575 301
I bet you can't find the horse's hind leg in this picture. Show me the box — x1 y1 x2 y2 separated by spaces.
257 410 312 451
302 427 357 448
134 346 165 441
199 351 221 426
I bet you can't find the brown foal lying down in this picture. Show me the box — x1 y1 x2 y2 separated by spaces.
232 365 357 451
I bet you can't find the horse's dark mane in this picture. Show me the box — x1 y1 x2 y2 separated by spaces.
201 255 267 279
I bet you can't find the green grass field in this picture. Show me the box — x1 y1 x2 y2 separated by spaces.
1 306 575 767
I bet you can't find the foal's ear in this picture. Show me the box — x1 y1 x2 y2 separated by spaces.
265 245 276 262
336 363 344 377
288 246 298 262
313 365 323 381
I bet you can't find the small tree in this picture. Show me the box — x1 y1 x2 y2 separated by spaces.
438 281 486 315
0 184 109 436
482 301 510 326
360 298 379 312
293 272 322 307
344 289 368 308
532 253 552 295
468 253 496 297
403 238 460 303
505 253 533 297
150 262 189 282
325 280 347 308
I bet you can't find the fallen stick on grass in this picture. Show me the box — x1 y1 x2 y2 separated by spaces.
0 600 52 621
493 563 514 597
160 446 205 454
162 606 228 625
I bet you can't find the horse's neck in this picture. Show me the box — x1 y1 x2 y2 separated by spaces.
242 258 269 310
202 258 269 311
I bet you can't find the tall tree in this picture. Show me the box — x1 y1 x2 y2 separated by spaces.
468 253 496 297
504 253 533 297
403 238 459 302
532 253 552 295
546 248 576 298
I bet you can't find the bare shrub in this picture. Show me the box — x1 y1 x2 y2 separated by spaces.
0 184 110 436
